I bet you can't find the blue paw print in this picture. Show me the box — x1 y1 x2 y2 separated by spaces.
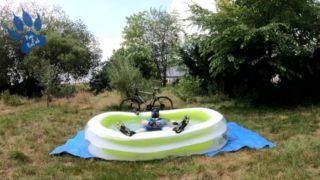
7 9 46 54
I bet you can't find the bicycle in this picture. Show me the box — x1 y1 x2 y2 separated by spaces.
119 88 173 111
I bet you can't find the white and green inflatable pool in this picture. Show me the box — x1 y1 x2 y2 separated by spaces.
85 108 228 161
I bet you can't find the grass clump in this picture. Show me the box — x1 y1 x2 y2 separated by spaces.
1 90 24 106
10 150 29 163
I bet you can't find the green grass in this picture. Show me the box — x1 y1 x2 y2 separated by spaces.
0 91 319 179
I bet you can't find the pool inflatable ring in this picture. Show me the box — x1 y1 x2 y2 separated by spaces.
85 108 228 161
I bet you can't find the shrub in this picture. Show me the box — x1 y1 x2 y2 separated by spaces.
54 85 76 98
1 90 24 106
107 59 147 97
89 64 111 95
75 83 91 92
174 75 204 102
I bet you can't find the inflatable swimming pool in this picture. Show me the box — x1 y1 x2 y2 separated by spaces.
85 108 228 161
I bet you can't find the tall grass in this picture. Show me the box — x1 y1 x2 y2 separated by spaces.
0 91 319 179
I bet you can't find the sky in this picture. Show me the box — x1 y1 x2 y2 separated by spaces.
0 0 216 61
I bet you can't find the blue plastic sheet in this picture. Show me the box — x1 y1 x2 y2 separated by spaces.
50 130 94 158
206 122 275 156
50 122 275 159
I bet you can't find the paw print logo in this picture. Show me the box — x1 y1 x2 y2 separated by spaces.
7 9 46 54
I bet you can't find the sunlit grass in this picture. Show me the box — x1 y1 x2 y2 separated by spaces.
0 90 319 179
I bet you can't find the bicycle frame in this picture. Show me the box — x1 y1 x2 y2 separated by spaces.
133 89 157 106
120 87 173 111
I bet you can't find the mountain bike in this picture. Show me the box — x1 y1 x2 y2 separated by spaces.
120 88 173 111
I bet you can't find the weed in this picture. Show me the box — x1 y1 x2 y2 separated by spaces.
10 151 29 163
1 90 24 106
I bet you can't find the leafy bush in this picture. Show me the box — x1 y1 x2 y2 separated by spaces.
190 0 320 104
1 90 24 106
54 85 76 98
174 75 204 102
89 63 111 95
107 59 147 97
75 83 91 92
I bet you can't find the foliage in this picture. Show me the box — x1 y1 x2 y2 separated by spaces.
0 2 101 96
107 58 147 97
122 8 182 86
190 0 320 104
179 37 215 93
0 90 24 106
89 45 160 95
54 85 76 98
89 62 111 95
35 61 59 106
122 13 156 79
25 30 100 80
174 75 204 102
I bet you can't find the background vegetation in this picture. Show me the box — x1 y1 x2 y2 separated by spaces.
0 3 101 98
1 0 320 179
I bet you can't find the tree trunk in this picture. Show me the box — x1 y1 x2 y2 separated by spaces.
162 64 167 87
162 74 167 86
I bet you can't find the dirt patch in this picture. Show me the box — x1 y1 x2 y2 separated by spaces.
308 167 320 176
94 91 121 110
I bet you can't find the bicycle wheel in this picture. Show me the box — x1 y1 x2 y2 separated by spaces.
120 98 140 111
152 96 173 110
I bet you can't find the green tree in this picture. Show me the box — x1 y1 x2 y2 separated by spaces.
0 5 26 92
89 62 111 95
179 37 214 92
25 30 100 81
107 58 146 97
122 12 156 79
190 0 320 103
122 8 182 86
35 61 59 107
0 2 101 96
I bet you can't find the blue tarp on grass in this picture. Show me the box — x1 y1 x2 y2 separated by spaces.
50 122 275 158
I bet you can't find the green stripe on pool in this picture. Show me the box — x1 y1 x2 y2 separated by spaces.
101 139 215 160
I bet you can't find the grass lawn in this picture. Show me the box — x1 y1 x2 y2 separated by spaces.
0 90 319 179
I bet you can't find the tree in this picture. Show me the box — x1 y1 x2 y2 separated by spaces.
107 58 146 97
0 2 101 96
35 60 59 107
122 12 156 79
122 8 182 86
24 30 100 81
190 0 320 103
179 37 214 92
89 62 111 95
0 4 26 92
